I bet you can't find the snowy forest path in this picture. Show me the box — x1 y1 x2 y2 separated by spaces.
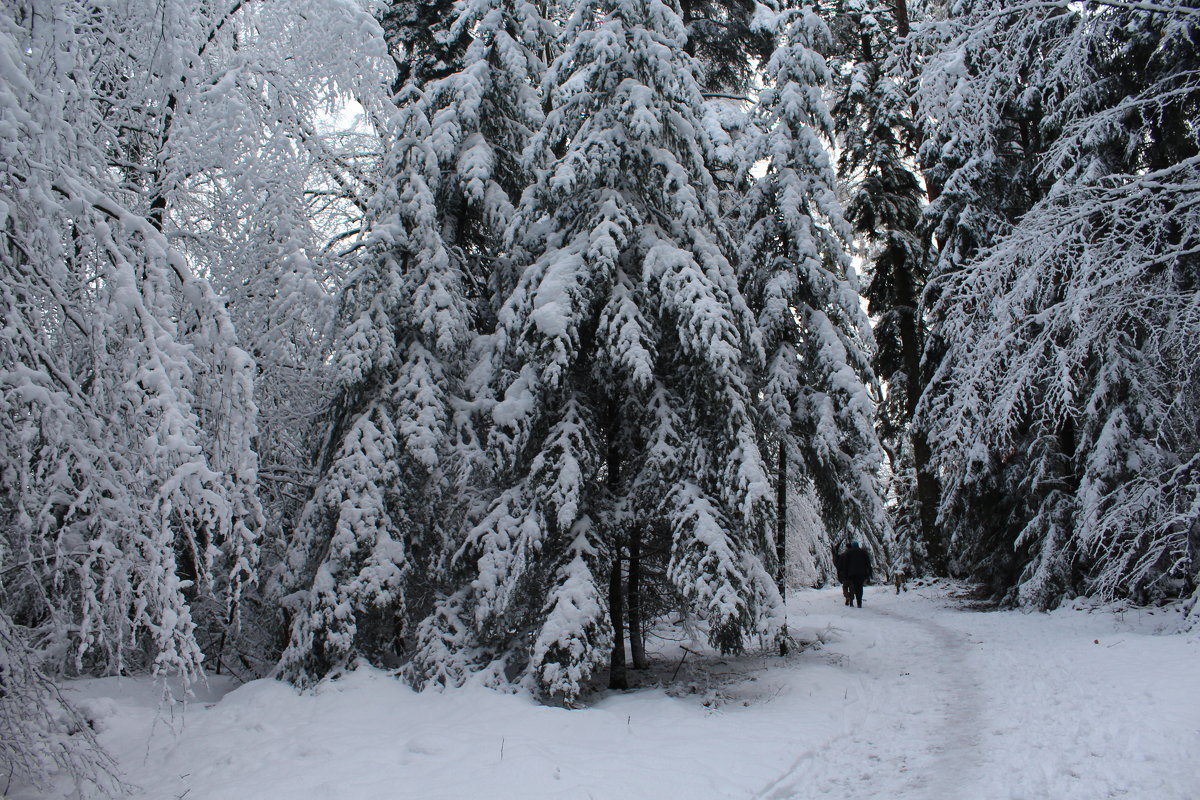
872 604 985 798
754 588 987 800
57 583 1199 800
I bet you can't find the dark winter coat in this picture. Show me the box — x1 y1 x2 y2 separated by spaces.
839 546 872 582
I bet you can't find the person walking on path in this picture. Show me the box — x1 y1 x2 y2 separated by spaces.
837 541 872 608
834 545 852 606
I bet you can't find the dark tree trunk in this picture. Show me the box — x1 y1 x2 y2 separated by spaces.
627 526 648 670
894 0 911 38
1187 514 1200 596
147 94 176 234
608 546 628 690
912 429 945 573
899 270 944 575
776 441 788 656
602 396 628 689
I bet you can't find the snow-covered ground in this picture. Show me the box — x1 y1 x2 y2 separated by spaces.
32 584 1200 800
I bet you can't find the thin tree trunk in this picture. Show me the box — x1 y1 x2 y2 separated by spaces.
899 271 944 575
627 526 648 670
147 94 176 234
1187 514 1200 597
776 441 788 656
148 2 249 233
608 546 628 689
602 395 629 688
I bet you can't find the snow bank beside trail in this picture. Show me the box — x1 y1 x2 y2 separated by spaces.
50 661 849 800
961 595 1199 800
20 585 1200 800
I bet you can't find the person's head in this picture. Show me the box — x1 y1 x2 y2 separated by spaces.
849 540 859 549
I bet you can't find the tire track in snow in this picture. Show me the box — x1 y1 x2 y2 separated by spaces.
754 597 984 800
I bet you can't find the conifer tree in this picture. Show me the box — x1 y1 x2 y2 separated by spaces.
909 0 1064 597
739 2 888 578
428 0 784 701
913 1 1199 605
278 0 546 685
679 0 775 93
826 0 936 575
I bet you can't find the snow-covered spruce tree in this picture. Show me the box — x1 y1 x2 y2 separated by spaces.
574 0 780 675
738 2 888 583
915 1 1200 605
907 0 1066 597
679 0 775 94
1051 3 1200 605
380 0 473 94
824 0 935 577
0 0 261 681
277 0 546 686
426 0 783 702
675 0 779 218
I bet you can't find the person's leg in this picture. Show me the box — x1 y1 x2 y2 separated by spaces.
843 583 852 605
854 579 864 607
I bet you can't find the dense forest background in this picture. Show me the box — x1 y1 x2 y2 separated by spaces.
1 0 1197 790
